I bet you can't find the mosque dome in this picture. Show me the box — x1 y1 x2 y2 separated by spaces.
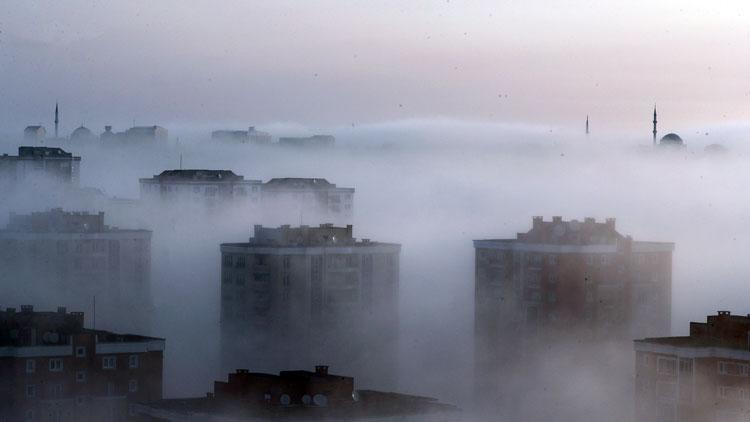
70 125 94 141
659 133 684 146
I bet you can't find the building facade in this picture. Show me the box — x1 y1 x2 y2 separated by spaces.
634 311 750 422
219 225 400 388
211 127 272 144
0 209 152 334
0 306 164 422
260 178 354 225
139 169 262 208
473 217 674 401
0 147 81 188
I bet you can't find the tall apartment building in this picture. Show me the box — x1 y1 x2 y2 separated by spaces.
0 209 152 334
0 306 164 422
139 169 262 208
634 311 750 422
473 217 674 400
0 147 81 188
220 224 400 388
261 178 354 225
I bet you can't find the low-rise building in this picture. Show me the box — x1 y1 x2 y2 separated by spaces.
24 126 46 142
634 311 750 422
0 306 164 422
212 127 272 145
278 135 335 148
0 209 152 334
220 225 400 388
0 146 81 188
134 366 457 421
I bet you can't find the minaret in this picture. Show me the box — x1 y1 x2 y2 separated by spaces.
585 115 589 136
54 102 59 138
652 106 657 146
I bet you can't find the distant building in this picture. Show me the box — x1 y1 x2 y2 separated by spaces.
139 169 262 208
473 217 674 400
278 135 335 148
0 146 81 188
124 126 168 143
0 209 152 334
100 126 116 142
261 178 354 225
634 311 750 422
212 127 273 145
0 306 164 422
220 224 400 388
69 125 95 143
134 366 457 421
23 126 46 142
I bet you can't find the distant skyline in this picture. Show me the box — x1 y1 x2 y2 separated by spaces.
2 0 750 135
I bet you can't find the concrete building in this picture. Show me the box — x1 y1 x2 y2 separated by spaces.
0 306 164 422
139 169 262 208
0 209 152 334
474 217 674 401
211 127 272 145
219 225 400 388
123 126 168 143
134 366 457 421
634 311 750 422
261 178 354 225
278 135 335 148
0 146 81 188
24 126 47 142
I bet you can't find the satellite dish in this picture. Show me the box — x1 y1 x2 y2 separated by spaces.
302 395 311 405
313 394 328 407
351 391 360 402
280 394 291 406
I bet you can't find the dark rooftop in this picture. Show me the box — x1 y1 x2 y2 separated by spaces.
150 169 245 182
263 178 334 189
17 146 76 158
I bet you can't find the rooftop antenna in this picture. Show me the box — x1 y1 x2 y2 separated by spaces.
652 105 658 146
179 154 183 170
585 115 589 136
92 295 96 330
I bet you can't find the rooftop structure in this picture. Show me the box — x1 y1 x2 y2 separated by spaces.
133 366 457 421
634 311 750 422
23 126 46 142
139 169 262 207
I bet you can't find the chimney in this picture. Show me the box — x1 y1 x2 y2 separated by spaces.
315 365 329 376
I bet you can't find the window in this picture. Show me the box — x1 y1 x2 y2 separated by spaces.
48 358 63 372
718 361 749 377
103 356 116 370
679 358 693 374
51 383 63 398
26 384 36 398
107 382 115 396
548 255 557 265
128 379 138 393
235 256 246 268
25 359 35 374
586 255 594 265
657 357 677 376
129 355 139 369
223 255 233 267
76 346 86 357
76 370 86 383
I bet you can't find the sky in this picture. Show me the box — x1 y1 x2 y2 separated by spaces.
2 0 750 137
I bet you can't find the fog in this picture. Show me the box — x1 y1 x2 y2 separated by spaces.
1 119 749 420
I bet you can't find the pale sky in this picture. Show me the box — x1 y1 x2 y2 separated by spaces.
2 0 750 135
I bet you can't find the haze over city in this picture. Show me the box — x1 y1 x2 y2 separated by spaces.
2 1 750 422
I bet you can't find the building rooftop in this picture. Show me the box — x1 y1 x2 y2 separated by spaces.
10 146 77 159
636 311 750 350
2 208 146 233
263 178 336 189
0 306 162 348
146 169 246 182
222 224 394 248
